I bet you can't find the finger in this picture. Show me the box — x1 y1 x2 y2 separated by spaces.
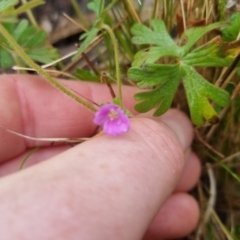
0 115 194 239
138 109 194 151
0 109 193 178
143 193 199 240
175 151 201 192
0 74 137 162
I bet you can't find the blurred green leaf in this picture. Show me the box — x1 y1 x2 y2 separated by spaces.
0 20 59 68
0 0 17 13
72 27 98 61
87 0 117 19
87 0 104 17
182 37 238 67
0 47 13 68
221 12 240 42
75 68 100 81
74 0 117 61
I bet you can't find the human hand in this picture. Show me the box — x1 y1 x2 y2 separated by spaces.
0 75 200 240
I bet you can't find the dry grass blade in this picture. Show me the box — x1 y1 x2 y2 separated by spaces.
0 126 89 143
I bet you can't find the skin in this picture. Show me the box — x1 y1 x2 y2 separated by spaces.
0 75 201 240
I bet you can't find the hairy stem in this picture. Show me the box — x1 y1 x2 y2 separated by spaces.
101 23 123 107
0 24 96 113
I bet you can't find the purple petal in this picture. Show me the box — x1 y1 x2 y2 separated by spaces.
93 103 130 136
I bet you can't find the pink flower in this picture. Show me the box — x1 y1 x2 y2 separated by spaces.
94 103 130 136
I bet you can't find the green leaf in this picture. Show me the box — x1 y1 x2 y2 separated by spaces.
129 19 231 125
0 47 13 68
131 19 180 53
132 46 180 67
7 0 45 16
180 22 225 56
182 37 237 67
75 68 100 82
72 27 99 61
12 19 28 41
134 77 180 115
87 0 117 18
0 0 17 13
128 63 181 87
26 48 59 64
87 0 104 17
221 13 240 42
182 64 230 125
0 21 59 68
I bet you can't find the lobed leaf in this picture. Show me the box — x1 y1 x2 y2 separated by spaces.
132 46 181 67
182 64 230 125
180 22 225 56
128 63 181 87
131 19 180 54
182 37 237 67
134 77 180 116
129 18 231 125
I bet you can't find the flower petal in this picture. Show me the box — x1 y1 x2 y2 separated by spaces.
94 103 130 136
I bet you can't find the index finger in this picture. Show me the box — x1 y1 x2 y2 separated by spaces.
0 74 137 162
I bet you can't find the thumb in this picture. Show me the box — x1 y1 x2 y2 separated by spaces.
0 111 192 240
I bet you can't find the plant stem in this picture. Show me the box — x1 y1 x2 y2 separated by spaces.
20 0 38 27
0 23 96 113
125 0 141 23
20 147 40 170
70 0 88 30
101 23 123 107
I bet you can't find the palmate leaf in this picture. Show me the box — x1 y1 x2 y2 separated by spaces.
128 19 231 125
131 19 180 54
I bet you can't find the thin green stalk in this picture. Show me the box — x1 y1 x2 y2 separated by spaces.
125 0 141 23
0 23 96 113
70 0 88 30
20 0 38 27
101 23 123 107
20 147 40 170
152 0 160 19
